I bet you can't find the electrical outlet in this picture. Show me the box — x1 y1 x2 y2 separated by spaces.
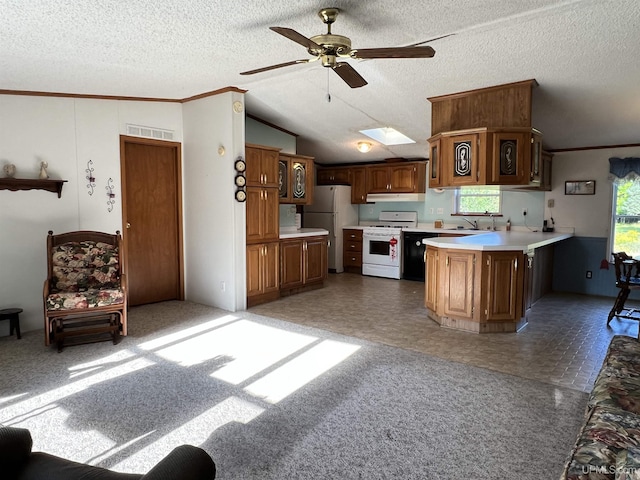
548 199 555 208
522 208 527 216
437 208 444 214
586 271 592 279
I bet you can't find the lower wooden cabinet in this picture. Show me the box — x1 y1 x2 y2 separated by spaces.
246 242 280 307
425 247 525 332
343 228 363 273
280 236 328 294
424 246 439 311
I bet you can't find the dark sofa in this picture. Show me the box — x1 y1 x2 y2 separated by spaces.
0 426 216 480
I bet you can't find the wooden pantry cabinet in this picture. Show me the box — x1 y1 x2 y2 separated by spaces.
246 144 281 307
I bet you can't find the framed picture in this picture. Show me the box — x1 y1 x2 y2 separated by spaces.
565 180 596 195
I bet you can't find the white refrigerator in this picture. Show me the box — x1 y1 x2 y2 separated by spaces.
304 185 359 273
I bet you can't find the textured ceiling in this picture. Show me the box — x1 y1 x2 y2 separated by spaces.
1 0 639 164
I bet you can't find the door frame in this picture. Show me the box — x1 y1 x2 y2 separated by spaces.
119 134 185 301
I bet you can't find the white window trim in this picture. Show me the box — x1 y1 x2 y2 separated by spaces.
454 186 502 215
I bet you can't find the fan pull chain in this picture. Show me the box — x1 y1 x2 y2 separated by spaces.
326 69 331 103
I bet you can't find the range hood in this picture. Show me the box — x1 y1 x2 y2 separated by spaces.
365 193 426 203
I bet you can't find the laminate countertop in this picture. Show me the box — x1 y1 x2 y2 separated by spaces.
279 228 329 239
422 230 573 252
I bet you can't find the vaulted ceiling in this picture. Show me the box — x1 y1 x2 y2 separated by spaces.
2 0 639 164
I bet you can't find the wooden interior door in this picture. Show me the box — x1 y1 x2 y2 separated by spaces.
120 136 183 306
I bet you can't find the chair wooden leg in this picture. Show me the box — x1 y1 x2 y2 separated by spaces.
609 288 629 324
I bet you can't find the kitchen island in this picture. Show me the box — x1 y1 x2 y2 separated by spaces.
422 230 572 333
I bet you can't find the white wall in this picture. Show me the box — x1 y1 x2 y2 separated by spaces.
545 146 640 238
0 94 182 334
182 92 246 312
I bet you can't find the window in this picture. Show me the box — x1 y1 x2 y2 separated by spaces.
611 179 640 258
455 186 501 214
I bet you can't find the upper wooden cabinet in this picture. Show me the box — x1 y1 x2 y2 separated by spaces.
246 144 280 187
279 154 314 205
317 161 426 200
527 133 553 191
426 80 550 189
317 166 350 185
428 79 537 136
367 162 426 193
428 127 549 188
349 166 368 204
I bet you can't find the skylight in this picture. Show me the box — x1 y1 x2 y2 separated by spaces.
359 127 415 146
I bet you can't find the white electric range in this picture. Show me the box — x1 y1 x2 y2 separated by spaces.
362 211 418 279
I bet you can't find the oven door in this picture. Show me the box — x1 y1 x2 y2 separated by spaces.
362 233 401 267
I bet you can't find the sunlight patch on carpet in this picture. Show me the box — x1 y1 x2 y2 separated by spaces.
111 396 264 472
244 340 361 404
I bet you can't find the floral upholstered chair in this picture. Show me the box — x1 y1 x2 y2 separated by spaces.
43 230 127 350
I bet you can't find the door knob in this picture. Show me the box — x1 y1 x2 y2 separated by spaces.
416 241 421 247
126 223 131 229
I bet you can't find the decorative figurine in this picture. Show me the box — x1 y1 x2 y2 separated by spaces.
3 163 16 178
39 161 49 179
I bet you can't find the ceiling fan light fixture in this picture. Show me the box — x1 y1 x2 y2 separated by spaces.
357 141 372 153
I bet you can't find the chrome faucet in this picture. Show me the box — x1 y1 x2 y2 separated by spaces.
462 217 479 230
490 214 496 231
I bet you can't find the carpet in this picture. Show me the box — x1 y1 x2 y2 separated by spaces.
0 301 586 479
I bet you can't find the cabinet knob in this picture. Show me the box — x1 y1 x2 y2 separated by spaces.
126 223 131 229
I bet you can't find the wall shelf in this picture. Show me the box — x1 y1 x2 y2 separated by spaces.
0 178 67 198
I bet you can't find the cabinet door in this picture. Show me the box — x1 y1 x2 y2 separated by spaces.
246 187 265 244
483 251 523 321
280 239 304 289
388 164 418 192
443 250 476 319
291 158 313 204
540 151 553 191
263 188 280 242
349 166 368 203
529 132 543 187
424 246 439 311
429 138 443 188
445 134 480 186
246 244 264 297
367 165 391 193
246 146 279 187
317 167 349 185
305 236 328 283
278 157 290 201
263 242 280 295
246 187 279 243
491 132 528 184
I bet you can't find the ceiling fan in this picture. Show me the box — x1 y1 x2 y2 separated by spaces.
240 7 436 88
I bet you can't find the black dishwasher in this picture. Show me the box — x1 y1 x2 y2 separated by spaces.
403 231 437 282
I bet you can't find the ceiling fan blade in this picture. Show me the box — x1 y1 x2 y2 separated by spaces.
333 62 368 88
240 59 312 76
405 33 455 48
270 27 322 51
350 46 436 59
